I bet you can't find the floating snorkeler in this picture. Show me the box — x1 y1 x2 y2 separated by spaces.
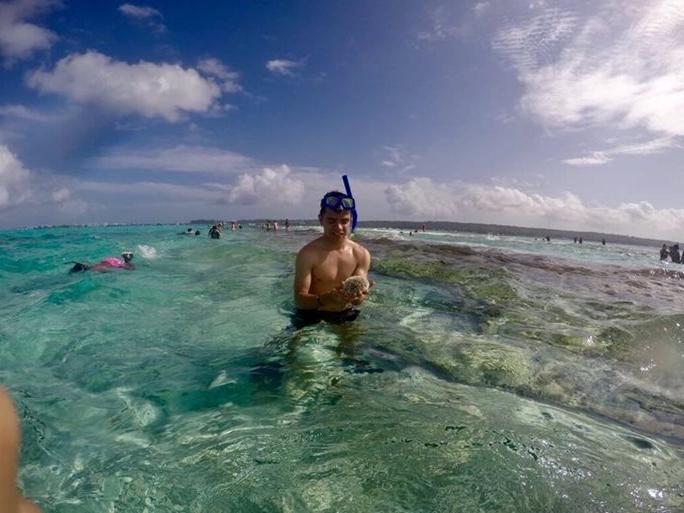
293 175 372 326
69 251 135 273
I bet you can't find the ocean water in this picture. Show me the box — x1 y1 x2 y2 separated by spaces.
1 224 683 513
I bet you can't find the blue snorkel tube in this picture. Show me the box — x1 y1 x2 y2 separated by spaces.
342 175 358 233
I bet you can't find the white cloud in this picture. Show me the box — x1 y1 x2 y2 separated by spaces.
0 104 55 122
27 51 226 121
118 3 160 19
51 186 70 202
493 8 577 74
494 1 684 140
564 137 677 166
77 179 221 202
0 0 59 64
385 178 459 218
563 154 610 167
418 5 471 41
228 165 305 205
0 144 32 207
197 58 241 93
474 2 491 17
0 143 77 212
92 145 254 174
384 177 684 240
265 59 305 77
379 145 417 173
118 3 165 32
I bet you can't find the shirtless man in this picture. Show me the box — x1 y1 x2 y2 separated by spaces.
0 388 41 513
293 191 371 325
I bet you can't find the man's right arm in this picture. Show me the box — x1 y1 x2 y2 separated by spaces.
294 249 319 310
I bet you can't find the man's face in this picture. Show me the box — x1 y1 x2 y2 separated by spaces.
319 208 351 239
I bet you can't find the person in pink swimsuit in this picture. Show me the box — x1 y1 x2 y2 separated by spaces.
69 251 135 273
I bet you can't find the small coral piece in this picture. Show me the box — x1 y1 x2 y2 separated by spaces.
342 276 370 295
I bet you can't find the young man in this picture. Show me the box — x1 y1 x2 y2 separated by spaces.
293 191 371 324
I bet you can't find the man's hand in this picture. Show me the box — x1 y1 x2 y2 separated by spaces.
319 286 352 309
346 280 374 306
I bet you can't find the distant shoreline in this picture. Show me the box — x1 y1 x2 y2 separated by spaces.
189 219 671 248
2 219 672 248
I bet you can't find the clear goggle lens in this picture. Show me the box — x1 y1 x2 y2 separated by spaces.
324 195 354 209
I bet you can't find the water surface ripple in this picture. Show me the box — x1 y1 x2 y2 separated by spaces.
1 225 683 512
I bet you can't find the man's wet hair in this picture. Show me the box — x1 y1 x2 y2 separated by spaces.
319 190 349 217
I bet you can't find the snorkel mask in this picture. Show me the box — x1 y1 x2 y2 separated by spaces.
319 175 358 232
121 251 133 262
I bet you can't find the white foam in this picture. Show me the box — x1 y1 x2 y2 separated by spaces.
137 244 158 259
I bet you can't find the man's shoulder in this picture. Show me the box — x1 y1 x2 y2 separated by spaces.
296 237 325 259
349 239 370 257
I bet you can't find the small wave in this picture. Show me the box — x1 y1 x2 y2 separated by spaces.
137 244 158 259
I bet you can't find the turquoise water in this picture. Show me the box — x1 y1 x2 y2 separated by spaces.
1 225 683 512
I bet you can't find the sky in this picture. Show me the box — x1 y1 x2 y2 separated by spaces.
1 0 683 240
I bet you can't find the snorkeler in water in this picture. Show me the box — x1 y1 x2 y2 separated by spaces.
69 251 135 273
660 244 669 260
293 176 371 327
208 225 221 239
670 244 681 263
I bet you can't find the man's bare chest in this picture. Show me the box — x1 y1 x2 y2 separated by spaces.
311 252 357 283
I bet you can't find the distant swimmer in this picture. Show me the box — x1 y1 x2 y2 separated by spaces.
69 251 135 273
285 218 290 231
208 224 221 239
670 244 681 263
660 244 669 260
293 176 371 327
0 388 42 513
178 228 194 236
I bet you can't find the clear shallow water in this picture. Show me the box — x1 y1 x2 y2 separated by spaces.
1 225 683 512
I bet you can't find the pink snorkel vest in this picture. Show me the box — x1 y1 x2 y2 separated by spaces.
100 257 126 268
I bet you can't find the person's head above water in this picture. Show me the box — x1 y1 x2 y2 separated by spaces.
319 191 354 240
319 191 355 217
121 251 134 263
317 176 358 235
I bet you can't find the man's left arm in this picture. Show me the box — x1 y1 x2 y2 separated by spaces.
349 246 372 306
352 245 371 278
